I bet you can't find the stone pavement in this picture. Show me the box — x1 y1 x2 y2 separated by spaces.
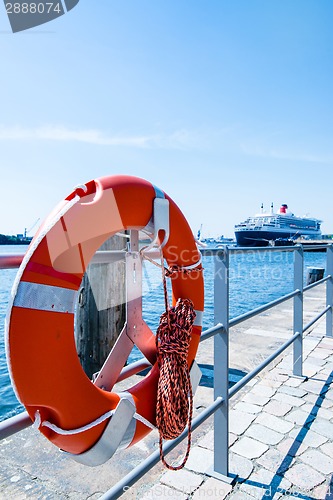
0 286 332 499
140 323 333 500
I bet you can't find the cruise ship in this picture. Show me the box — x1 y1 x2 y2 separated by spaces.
235 203 322 247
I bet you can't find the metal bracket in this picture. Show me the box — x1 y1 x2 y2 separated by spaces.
144 197 170 252
66 398 136 466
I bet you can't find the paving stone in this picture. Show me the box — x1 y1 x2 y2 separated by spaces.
259 378 283 389
251 384 276 398
229 433 238 446
303 393 332 408
277 437 307 457
285 376 304 387
311 481 333 500
160 468 203 494
245 424 284 445
300 448 333 474
273 392 306 407
302 379 329 395
284 463 325 491
231 436 268 459
305 356 326 367
277 359 292 371
284 409 315 426
304 337 321 350
310 418 333 440
229 410 256 435
243 393 270 406
241 467 291 499
264 400 292 417
303 365 319 378
255 413 294 434
246 327 290 340
275 361 294 373
289 427 328 447
229 452 253 482
314 371 333 382
326 390 333 401
321 442 333 459
306 364 329 379
310 348 332 359
319 340 333 350
228 489 256 499
228 488 258 499
197 430 213 450
322 362 333 374
257 448 292 474
234 402 263 415
141 484 187 499
278 385 307 398
191 477 232 500
304 405 333 420
184 447 213 474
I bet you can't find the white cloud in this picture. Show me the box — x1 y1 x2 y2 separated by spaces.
0 124 204 150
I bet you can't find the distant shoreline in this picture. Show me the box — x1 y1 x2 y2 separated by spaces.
0 235 31 245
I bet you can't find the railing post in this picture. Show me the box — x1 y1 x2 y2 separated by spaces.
293 245 303 376
208 246 233 483
326 245 333 337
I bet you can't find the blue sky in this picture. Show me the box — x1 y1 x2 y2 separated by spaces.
0 1 332 239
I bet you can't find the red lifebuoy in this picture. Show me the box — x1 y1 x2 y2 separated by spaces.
6 175 204 462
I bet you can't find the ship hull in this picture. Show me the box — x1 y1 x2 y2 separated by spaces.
235 230 319 247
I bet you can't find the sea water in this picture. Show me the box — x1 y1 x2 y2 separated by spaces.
0 245 327 422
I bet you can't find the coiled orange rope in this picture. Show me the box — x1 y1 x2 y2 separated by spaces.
155 264 196 470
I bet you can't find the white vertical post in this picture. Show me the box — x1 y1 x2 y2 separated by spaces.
293 245 303 377
326 245 333 338
212 247 230 480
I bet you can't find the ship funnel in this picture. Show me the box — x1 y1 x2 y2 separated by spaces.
270 203 274 214
279 204 288 214
260 203 264 213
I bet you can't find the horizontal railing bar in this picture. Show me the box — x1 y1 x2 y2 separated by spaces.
229 332 301 398
92 249 162 264
2 245 331 269
200 323 225 342
0 411 32 440
229 289 300 328
201 244 332 256
301 244 330 251
304 275 330 292
90 250 126 264
116 359 152 382
200 245 298 256
0 254 24 269
227 245 299 254
303 305 331 333
99 396 224 500
0 249 162 269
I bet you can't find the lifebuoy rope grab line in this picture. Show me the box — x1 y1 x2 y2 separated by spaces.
5 175 204 468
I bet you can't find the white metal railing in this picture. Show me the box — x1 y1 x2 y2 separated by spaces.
0 244 332 498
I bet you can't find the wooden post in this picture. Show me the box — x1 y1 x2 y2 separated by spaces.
75 234 127 379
